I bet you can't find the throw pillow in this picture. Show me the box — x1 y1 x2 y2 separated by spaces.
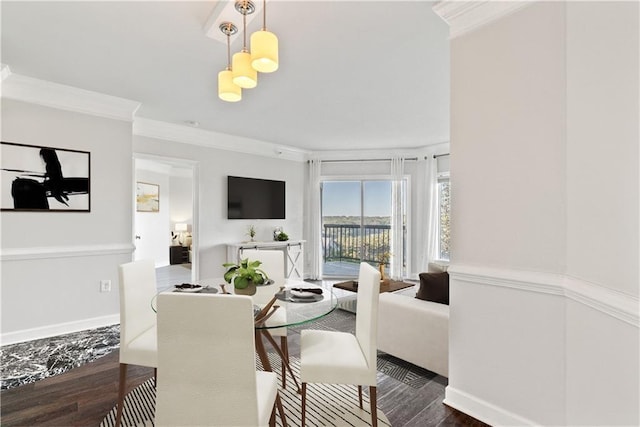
416 272 449 305
427 262 449 273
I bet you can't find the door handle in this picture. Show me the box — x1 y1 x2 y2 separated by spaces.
135 235 141 240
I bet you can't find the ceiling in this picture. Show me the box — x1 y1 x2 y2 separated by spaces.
2 1 450 153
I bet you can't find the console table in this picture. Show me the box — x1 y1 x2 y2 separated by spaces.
226 240 305 279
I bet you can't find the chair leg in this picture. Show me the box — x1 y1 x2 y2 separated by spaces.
369 386 378 427
269 404 276 427
280 336 288 389
115 363 128 427
358 385 363 409
275 391 287 427
301 383 307 427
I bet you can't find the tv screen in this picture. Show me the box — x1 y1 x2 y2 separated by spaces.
227 176 285 220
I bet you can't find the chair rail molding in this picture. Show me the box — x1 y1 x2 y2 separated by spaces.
1 243 135 261
449 264 639 327
433 0 535 39
1 71 140 121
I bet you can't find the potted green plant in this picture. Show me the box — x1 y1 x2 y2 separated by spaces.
274 231 289 241
222 258 269 295
247 225 256 242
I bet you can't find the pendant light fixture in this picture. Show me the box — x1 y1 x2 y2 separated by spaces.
251 0 278 73
218 22 242 102
232 1 258 89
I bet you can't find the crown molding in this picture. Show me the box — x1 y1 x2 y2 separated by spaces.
309 142 450 162
133 117 310 163
1 73 140 122
433 0 534 39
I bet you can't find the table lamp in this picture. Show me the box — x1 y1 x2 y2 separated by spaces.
175 223 188 246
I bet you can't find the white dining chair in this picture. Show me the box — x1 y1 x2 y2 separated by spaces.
155 292 287 427
300 262 381 427
241 249 290 387
116 259 158 427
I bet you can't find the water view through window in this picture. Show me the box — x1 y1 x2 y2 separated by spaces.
321 180 405 278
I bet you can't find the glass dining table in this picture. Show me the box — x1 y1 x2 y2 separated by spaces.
152 278 338 393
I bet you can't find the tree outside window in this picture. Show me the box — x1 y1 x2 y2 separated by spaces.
438 178 450 261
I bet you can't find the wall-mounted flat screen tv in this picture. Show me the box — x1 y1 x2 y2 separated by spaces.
227 176 285 220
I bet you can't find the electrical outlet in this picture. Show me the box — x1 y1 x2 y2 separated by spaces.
100 280 112 293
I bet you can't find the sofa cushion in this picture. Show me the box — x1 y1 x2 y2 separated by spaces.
417 272 449 305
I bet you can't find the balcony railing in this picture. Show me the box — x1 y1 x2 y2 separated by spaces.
323 223 405 266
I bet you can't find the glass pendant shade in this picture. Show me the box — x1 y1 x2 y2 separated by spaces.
218 69 241 102
251 30 279 73
232 50 258 88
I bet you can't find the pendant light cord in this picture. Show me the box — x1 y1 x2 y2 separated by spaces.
262 0 266 30
226 29 232 70
242 2 248 52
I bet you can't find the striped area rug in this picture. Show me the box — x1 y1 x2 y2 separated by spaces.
101 354 390 427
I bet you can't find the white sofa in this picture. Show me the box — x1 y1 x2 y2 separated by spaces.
377 265 449 377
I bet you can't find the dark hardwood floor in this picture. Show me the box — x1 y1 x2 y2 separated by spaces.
2 344 487 427
1 351 152 426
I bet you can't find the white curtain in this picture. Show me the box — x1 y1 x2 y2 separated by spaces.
418 155 439 272
390 157 405 280
305 159 322 279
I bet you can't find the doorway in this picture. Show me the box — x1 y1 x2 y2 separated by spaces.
133 154 198 286
321 179 407 278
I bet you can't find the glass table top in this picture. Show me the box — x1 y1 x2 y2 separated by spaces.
152 278 338 330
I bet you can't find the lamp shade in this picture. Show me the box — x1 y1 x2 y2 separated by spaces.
175 223 188 232
232 51 258 88
218 69 242 102
251 30 279 73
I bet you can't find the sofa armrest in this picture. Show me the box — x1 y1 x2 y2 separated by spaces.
378 292 449 377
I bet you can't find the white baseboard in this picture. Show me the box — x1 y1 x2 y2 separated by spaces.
444 386 537 427
1 314 119 346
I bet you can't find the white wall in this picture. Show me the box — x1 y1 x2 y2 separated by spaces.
133 135 305 280
445 1 639 426
566 1 639 297
449 4 567 420
451 1 567 273
1 99 133 343
565 2 639 425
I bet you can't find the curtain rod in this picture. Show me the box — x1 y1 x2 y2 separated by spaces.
431 153 450 159
309 157 419 164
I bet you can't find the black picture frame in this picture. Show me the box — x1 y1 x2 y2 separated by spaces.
1 141 91 212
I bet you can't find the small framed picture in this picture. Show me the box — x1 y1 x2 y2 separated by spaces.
1 141 91 212
136 182 160 212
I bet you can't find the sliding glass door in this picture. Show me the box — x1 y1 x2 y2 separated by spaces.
321 179 406 278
